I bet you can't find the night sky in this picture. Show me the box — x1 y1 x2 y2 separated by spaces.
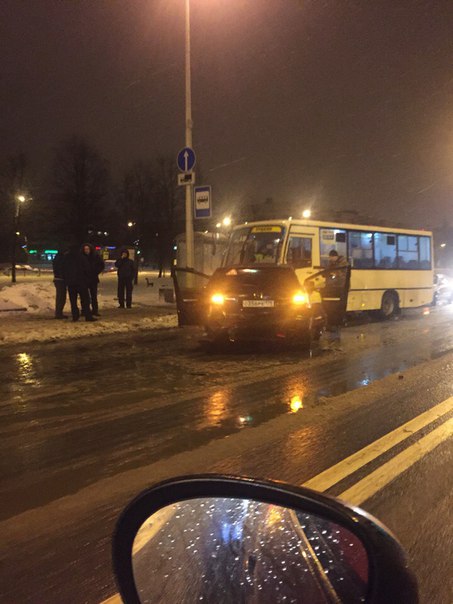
1 0 452 228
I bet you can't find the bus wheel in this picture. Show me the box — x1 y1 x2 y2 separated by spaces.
380 291 399 319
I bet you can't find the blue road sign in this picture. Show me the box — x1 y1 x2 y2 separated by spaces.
177 147 196 172
194 186 212 219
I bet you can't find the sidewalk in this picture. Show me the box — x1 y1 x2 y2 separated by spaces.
0 272 178 346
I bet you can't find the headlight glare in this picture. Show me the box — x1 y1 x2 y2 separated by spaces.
292 291 308 305
211 293 225 305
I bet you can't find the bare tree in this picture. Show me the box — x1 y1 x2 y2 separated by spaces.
118 157 182 275
120 161 155 250
0 154 29 262
152 156 183 276
51 137 110 242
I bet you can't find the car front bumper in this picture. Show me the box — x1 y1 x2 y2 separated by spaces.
205 305 312 343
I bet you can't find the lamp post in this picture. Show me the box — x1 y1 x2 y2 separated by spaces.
184 0 195 268
11 194 27 283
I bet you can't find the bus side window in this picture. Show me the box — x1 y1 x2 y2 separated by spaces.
320 229 347 266
348 232 373 269
419 236 431 269
374 232 396 269
287 237 312 268
397 235 419 269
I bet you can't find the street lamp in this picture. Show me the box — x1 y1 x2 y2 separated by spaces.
184 0 195 268
302 209 311 219
222 216 232 228
11 194 28 283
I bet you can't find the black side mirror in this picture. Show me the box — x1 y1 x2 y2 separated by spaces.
113 475 418 604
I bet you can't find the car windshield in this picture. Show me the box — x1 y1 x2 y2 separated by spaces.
224 226 285 267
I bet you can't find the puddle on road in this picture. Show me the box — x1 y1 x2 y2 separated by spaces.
15 352 39 386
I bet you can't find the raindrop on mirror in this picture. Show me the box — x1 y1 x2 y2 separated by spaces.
132 497 369 603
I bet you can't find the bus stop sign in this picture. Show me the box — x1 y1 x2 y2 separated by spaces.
194 186 212 219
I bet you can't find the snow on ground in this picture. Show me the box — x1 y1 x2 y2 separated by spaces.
0 272 178 345
0 281 55 313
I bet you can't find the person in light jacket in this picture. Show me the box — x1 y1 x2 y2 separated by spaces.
115 249 135 308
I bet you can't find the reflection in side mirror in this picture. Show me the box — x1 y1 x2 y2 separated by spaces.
132 497 368 604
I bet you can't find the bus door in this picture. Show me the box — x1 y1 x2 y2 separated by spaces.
284 227 318 283
304 266 351 326
172 268 210 326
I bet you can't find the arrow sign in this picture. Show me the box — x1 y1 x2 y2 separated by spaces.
177 147 196 172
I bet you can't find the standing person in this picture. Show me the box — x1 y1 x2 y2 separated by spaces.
62 246 96 322
52 249 68 319
328 249 349 268
82 243 105 316
325 249 351 333
115 249 134 308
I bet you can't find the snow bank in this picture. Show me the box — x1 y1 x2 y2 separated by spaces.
0 310 178 345
0 276 179 345
0 274 174 313
0 282 54 313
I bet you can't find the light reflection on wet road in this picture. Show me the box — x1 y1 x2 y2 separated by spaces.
0 308 452 519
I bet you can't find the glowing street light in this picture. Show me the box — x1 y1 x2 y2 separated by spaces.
127 221 134 228
11 193 30 283
222 216 232 227
302 209 311 219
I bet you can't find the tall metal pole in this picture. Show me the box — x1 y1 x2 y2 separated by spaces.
185 0 195 268
11 200 20 284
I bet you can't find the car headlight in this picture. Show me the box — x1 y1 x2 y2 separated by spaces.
292 291 308 305
211 293 225 305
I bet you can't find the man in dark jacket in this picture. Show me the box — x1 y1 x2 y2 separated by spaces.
62 246 96 322
82 244 105 316
115 249 135 308
52 250 68 319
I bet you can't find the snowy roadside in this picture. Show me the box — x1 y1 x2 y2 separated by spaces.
0 273 178 346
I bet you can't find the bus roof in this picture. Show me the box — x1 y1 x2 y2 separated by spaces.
232 219 432 237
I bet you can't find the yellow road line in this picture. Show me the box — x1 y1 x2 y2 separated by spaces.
303 396 453 492
338 416 453 506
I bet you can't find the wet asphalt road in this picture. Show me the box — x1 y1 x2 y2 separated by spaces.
0 306 452 603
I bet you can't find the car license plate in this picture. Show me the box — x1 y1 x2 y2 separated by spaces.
243 299 274 308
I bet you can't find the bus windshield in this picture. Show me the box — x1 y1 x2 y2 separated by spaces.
224 225 285 267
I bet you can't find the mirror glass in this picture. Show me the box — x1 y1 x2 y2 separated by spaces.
132 497 369 604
